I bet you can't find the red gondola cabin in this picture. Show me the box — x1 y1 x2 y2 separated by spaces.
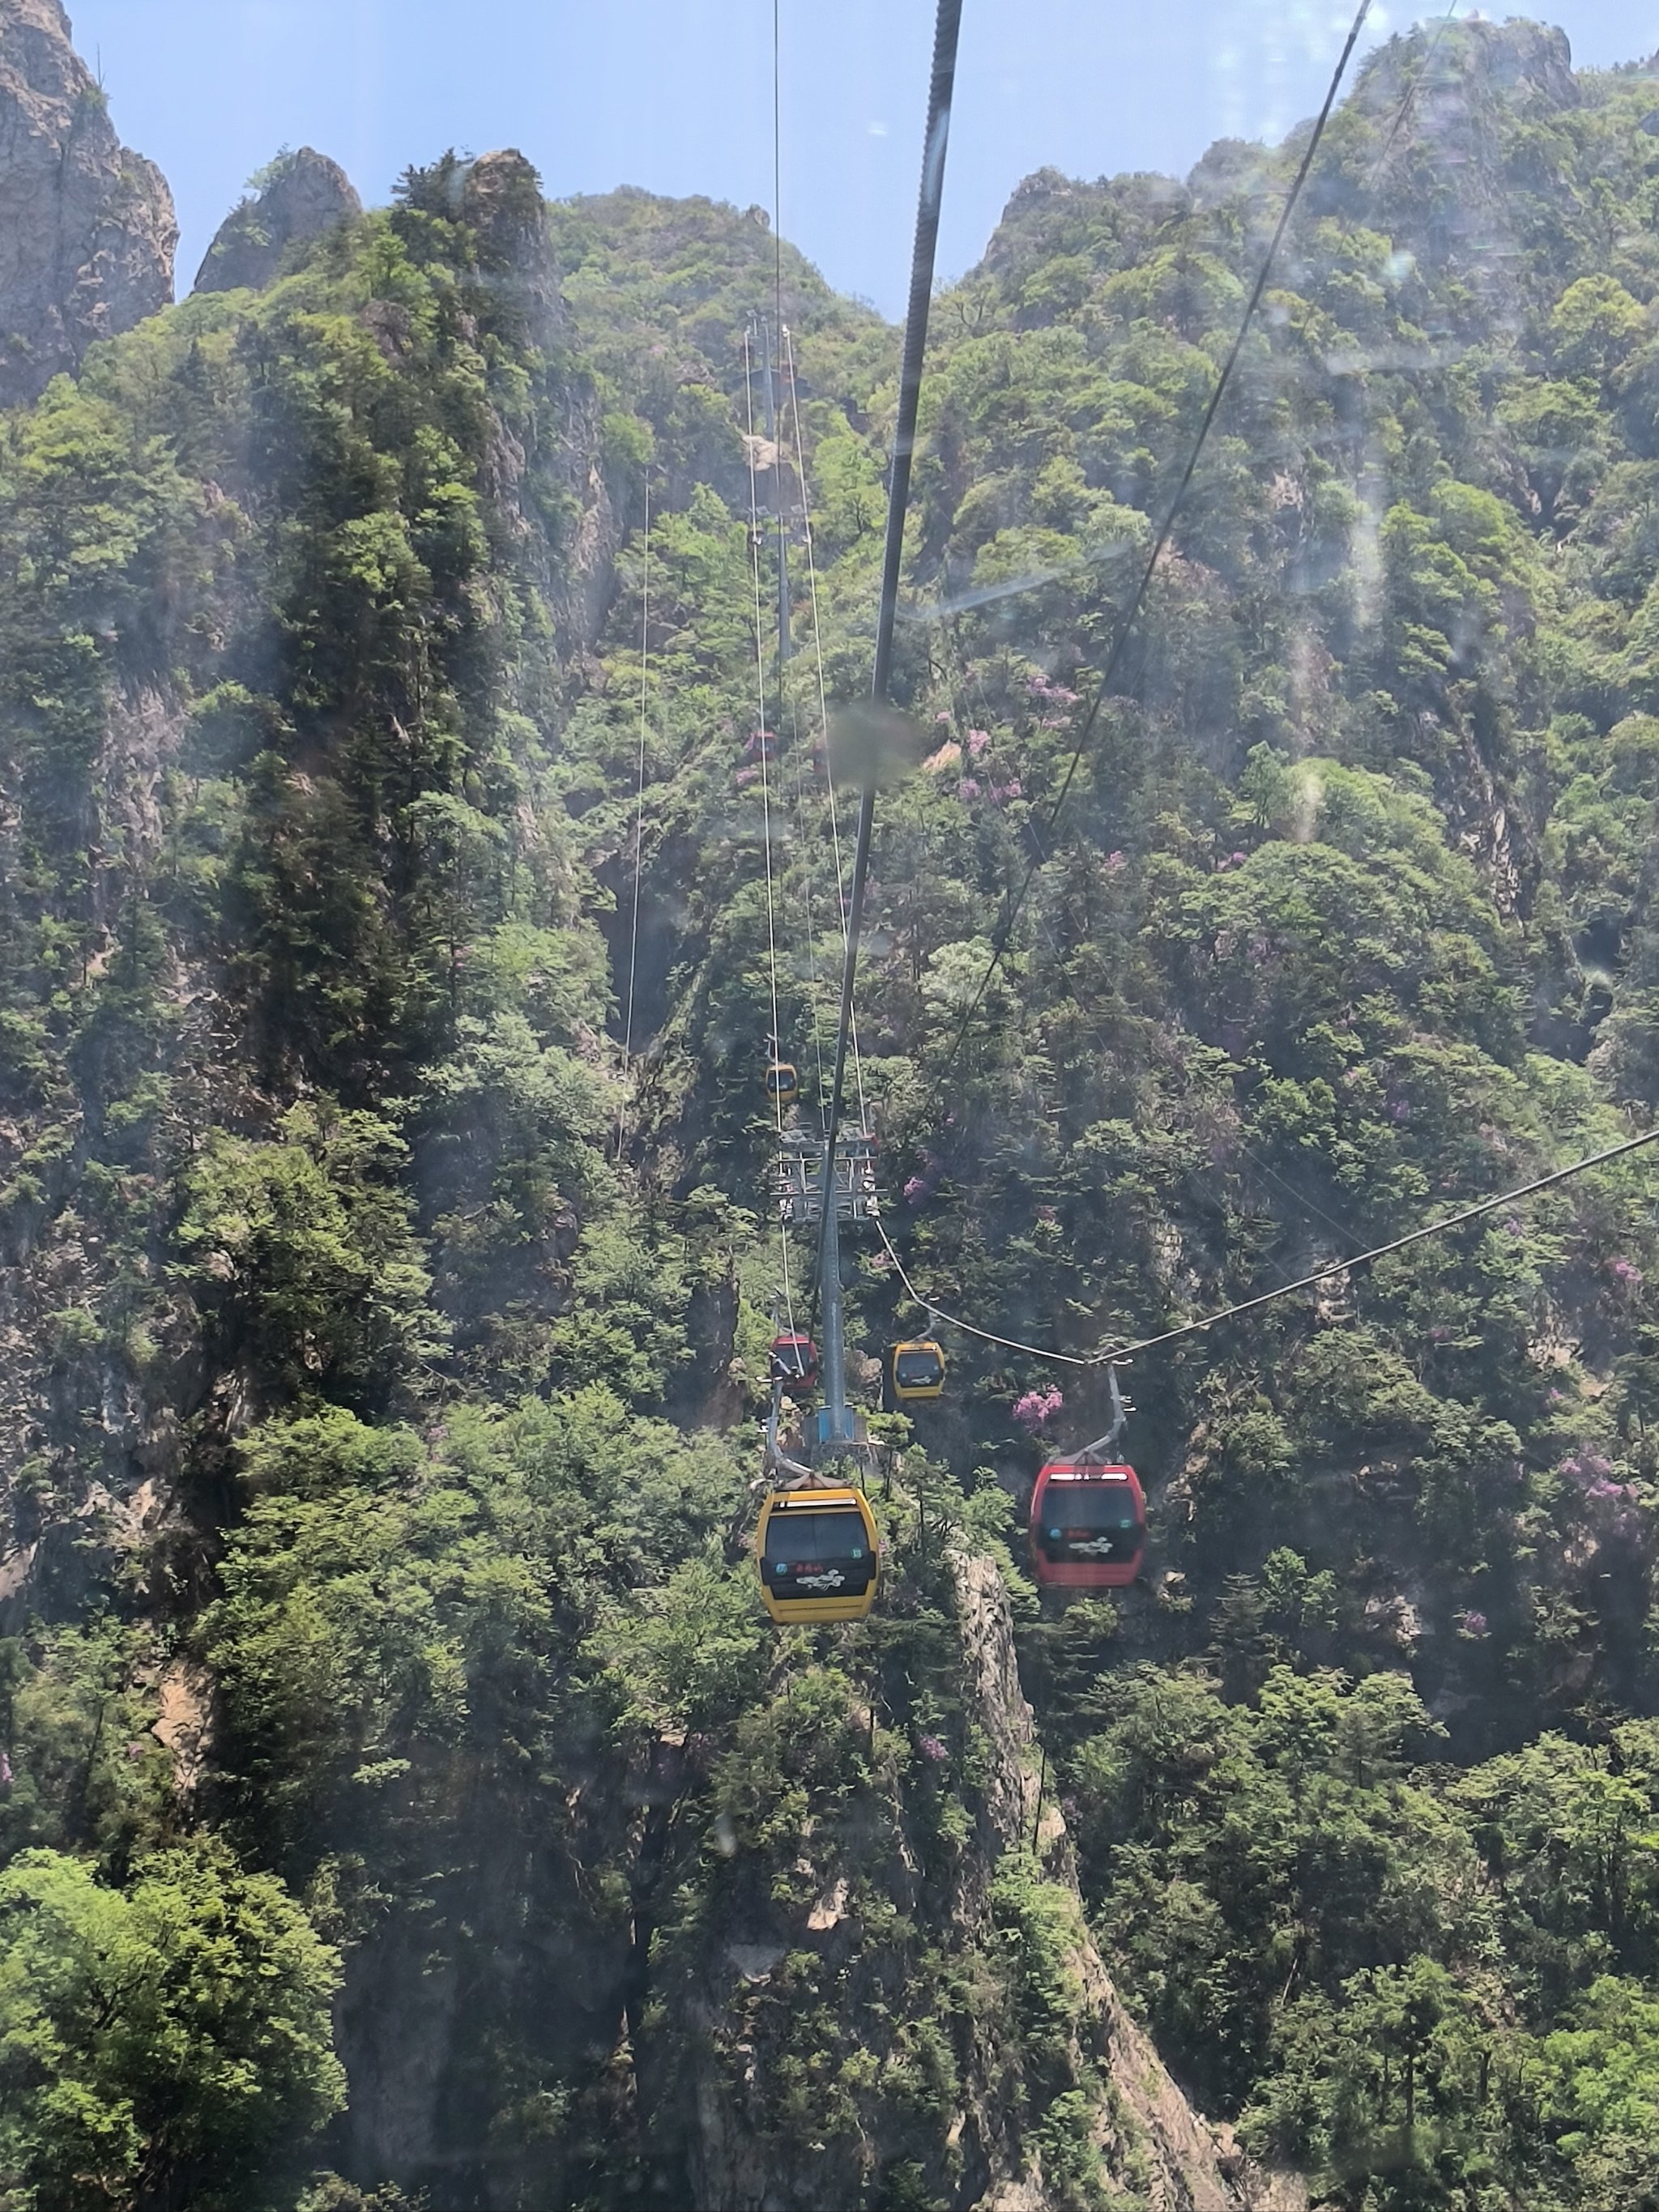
770 1333 820 1387
1029 1460 1145 1590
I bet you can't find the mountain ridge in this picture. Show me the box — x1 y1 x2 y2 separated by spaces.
3 9 1659 2210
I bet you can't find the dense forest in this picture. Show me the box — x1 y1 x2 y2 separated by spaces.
6 7 1659 2208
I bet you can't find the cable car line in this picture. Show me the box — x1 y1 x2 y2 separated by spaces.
876 1217 1100 1366
784 319 869 1131
759 326 831 1128
790 710 830 1127
741 326 785 1152
927 620 1371 1265
1100 1121 1659 1362
876 1122 1659 1376
767 322 834 1134
889 615 1371 1345
776 364 831 1131
779 574 831 1131
743 326 796 1332
1005 829 1368 1255
931 0 1374 1088
812 0 963 1341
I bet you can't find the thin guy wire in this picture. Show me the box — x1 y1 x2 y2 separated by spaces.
773 0 785 370
786 681 830 1128
617 474 650 1156
1103 1124 1659 1362
934 0 1375 1081
1366 0 1461 185
767 2 831 1133
947 626 1366 1254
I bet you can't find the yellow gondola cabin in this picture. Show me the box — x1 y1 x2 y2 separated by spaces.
888 1338 946 1403
756 1485 879 1623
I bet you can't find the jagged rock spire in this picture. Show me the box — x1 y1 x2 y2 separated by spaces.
0 0 175 403
194 147 362 296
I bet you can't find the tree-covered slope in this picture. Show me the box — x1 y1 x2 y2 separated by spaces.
6 12 1659 2211
0 121 1230 2212
560 20 1659 2205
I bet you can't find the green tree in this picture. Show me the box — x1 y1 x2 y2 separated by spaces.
174 1100 443 1410
0 1844 344 2211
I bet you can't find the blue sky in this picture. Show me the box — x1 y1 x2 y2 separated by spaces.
68 1 1659 317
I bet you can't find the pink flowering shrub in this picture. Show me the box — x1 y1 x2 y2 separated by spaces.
1013 1384 1064 1432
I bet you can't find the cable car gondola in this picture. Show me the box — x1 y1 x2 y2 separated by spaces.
887 1338 945 1404
1029 1460 1145 1591
757 1485 879 1622
744 728 778 763
764 1060 799 1106
770 1332 820 1387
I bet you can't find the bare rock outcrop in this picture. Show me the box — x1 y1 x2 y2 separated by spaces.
194 145 361 294
0 0 175 403
461 147 564 348
674 1549 1274 2212
953 1553 1294 2211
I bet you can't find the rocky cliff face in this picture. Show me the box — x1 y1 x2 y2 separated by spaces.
193 145 361 295
0 0 174 403
949 1554 1278 2212
462 147 565 342
633 1549 1262 2212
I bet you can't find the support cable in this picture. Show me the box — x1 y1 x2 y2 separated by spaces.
880 1123 1659 1371
744 326 795 1330
774 366 830 1129
812 0 963 1331
785 321 868 1129
876 1217 1099 1365
928 622 1369 1269
772 0 789 663
788 692 830 1128
933 0 1373 1084
1102 1124 1659 1363
754 28 832 1143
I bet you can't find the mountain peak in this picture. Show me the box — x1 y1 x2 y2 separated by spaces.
194 146 362 296
0 0 175 403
